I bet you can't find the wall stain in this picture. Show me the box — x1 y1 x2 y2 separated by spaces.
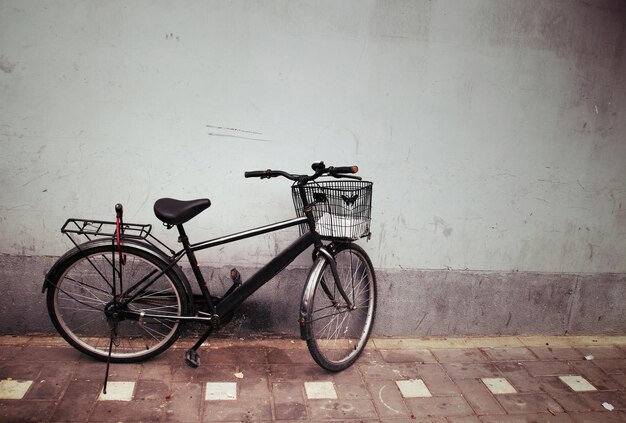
0 55 16 74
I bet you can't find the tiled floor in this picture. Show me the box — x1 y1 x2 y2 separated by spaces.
1 335 625 421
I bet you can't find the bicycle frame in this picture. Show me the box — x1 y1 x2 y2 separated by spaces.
115 215 337 325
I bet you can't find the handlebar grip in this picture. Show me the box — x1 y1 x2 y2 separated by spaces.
331 166 358 174
245 170 271 178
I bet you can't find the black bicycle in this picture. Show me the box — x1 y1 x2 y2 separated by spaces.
43 162 376 374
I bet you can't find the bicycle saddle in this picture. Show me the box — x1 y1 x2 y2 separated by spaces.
153 198 211 226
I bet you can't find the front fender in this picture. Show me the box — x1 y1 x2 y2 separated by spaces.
299 248 331 341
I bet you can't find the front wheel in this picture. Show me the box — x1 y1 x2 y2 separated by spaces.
46 243 190 363
301 243 377 371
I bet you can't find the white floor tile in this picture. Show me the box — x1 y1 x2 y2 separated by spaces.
205 382 237 400
481 377 517 394
99 381 135 401
559 375 597 392
304 381 337 399
0 380 33 399
396 379 432 398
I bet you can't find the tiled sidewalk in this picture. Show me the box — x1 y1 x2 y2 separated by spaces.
1 335 626 422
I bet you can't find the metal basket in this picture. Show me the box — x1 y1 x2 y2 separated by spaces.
292 180 373 241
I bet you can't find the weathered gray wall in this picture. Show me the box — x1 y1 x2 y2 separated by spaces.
1 0 625 336
2 256 625 337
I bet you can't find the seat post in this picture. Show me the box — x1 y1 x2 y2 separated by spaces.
176 224 217 315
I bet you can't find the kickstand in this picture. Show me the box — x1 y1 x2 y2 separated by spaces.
103 327 119 395
103 336 113 394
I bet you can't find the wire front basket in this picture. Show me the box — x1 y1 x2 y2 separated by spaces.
292 180 373 241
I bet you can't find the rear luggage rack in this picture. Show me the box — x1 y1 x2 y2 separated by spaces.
60 218 175 256
61 218 152 240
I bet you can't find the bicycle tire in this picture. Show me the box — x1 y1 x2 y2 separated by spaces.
46 243 190 363
301 242 377 371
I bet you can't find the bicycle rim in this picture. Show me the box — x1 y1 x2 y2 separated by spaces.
48 245 185 362
306 244 376 370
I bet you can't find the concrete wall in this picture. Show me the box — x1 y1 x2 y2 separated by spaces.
1 0 625 336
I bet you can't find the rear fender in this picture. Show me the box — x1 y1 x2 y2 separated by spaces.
42 239 193 306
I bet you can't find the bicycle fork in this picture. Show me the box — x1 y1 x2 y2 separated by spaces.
316 247 353 310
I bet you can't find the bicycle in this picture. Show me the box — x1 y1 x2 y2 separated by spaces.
42 161 376 379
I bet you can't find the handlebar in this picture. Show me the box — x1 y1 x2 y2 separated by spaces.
244 162 361 182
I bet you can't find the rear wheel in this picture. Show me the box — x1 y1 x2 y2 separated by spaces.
46 244 189 362
301 243 377 371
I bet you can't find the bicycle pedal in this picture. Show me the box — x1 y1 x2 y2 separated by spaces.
185 349 200 368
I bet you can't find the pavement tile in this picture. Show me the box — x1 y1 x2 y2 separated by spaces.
569 360 622 390
528 346 585 361
482 377 517 394
89 399 166 422
304 381 337 399
358 347 385 364
416 363 461 395
0 346 22 361
272 381 307 420
574 346 626 359
204 346 268 365
267 347 316 364
0 336 30 346
447 417 481 423
365 379 412 419
494 392 564 414
592 358 626 374
480 413 575 422
0 380 32 399
52 380 102 421
569 411 626 422
205 382 237 400
172 363 236 382
431 348 488 363
74 361 141 381
203 398 273 422
495 362 543 393
98 381 135 401
442 362 501 379
134 379 170 400
235 366 271 399
579 391 626 410
26 363 73 400
333 365 370 399
522 361 576 377
546 391 596 412
396 378 432 397
166 382 202 422
481 347 537 361
455 378 506 415
140 363 174 381
374 336 523 349
18 346 83 363
269 363 332 382
358 362 420 380
0 362 43 380
540 376 587 396
609 373 626 388
308 398 378 420
404 395 474 417
0 400 56 423
558 375 596 392
379 348 438 363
